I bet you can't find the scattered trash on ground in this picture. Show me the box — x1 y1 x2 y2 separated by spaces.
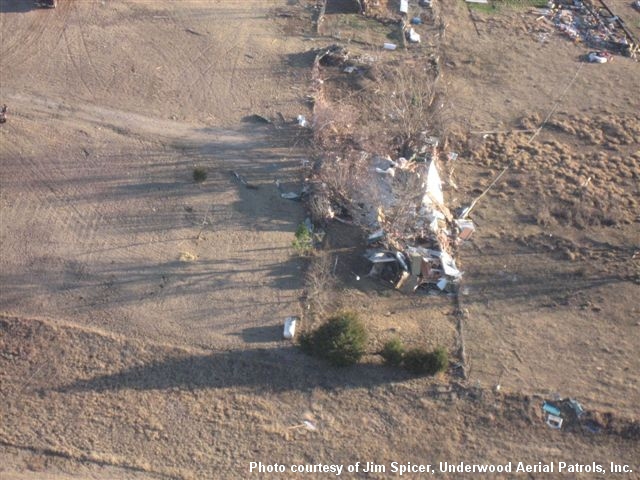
543 401 562 416
546 414 564 429
0 104 7 124
407 28 421 43
542 0 638 57
297 115 309 127
303 420 317 431
283 316 298 339
587 50 613 62
540 398 597 432
307 42 470 296
288 420 317 431
231 171 259 190
178 251 197 262
276 179 308 201
336 153 473 294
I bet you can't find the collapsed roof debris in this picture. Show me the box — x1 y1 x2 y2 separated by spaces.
539 0 639 57
361 154 470 294
307 42 471 294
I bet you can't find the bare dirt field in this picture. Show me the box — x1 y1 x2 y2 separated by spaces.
1 0 639 479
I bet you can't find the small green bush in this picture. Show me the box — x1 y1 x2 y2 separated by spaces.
193 167 207 183
380 338 405 366
292 222 313 255
300 312 367 367
403 347 448 375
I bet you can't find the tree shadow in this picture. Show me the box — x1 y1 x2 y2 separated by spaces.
57 346 412 394
0 122 312 325
0 0 37 13
325 0 361 15
236 324 284 343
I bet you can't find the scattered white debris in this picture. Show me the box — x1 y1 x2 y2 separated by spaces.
455 219 476 241
303 420 317 431
546 414 563 429
179 251 196 262
375 166 396 177
407 28 421 43
283 316 298 339
281 192 301 200
587 51 612 63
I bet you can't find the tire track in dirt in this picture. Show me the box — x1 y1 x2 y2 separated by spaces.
0 0 76 72
0 137 73 241
14 150 94 240
75 0 107 91
183 43 218 91
0 8 51 69
2 115 124 265
140 4 217 109
62 28 95 99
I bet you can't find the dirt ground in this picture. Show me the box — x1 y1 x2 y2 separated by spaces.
1 0 638 479
437 0 640 419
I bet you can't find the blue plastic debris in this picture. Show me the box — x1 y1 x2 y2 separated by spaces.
542 402 561 417
411 16 422 25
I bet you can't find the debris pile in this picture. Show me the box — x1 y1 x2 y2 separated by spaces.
539 397 617 435
541 0 638 57
311 142 471 294
360 146 472 294
307 36 462 295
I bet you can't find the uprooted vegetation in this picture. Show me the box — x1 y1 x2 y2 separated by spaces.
311 48 443 164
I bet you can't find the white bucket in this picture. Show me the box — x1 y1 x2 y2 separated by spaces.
283 316 298 339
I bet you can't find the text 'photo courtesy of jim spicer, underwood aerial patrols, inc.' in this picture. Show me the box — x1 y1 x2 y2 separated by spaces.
249 460 635 475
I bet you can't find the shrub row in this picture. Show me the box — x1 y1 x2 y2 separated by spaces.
300 312 448 375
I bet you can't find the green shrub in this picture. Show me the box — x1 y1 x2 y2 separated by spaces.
403 347 448 375
193 167 207 183
380 338 405 366
292 222 313 255
300 312 367 367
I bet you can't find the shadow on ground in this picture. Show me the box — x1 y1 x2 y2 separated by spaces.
0 0 38 13
57 347 413 394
